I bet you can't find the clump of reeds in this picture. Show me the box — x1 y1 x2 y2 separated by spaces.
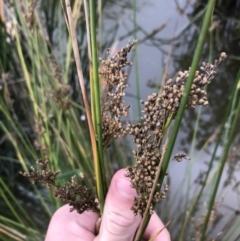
21 40 227 220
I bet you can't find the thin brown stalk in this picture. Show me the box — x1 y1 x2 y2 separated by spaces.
134 139 169 241
148 219 172 241
0 226 25 241
138 23 167 44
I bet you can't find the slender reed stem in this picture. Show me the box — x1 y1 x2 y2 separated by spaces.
199 77 240 241
83 0 96 144
89 0 108 208
65 0 105 213
133 0 141 119
179 73 239 239
160 0 216 186
134 0 216 239
83 0 92 62
98 0 102 55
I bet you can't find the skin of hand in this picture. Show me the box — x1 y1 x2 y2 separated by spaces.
45 169 171 241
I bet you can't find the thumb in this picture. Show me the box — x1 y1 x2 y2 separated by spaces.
95 169 141 241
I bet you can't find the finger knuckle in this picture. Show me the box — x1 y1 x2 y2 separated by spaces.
106 208 135 235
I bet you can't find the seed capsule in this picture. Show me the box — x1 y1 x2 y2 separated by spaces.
166 79 172 85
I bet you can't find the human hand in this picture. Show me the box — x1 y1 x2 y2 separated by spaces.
45 169 171 241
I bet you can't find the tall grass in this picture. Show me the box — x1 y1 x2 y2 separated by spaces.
0 0 97 239
0 0 239 240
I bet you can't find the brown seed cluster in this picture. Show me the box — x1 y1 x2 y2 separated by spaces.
99 47 227 217
125 96 168 215
159 52 227 111
51 83 72 110
22 39 226 218
191 201 219 241
173 153 190 162
33 118 49 154
47 55 72 111
125 52 227 216
20 0 37 31
20 159 60 185
20 159 98 214
125 92 173 215
100 40 137 147
54 176 99 214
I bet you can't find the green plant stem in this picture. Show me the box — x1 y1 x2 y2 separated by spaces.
133 0 141 119
0 222 27 240
179 75 239 240
134 0 216 240
65 0 105 214
160 0 216 182
225 214 240 240
89 0 107 211
98 0 102 55
181 44 214 239
199 77 240 241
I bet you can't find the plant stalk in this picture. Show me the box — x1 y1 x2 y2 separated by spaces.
179 73 239 240
199 76 240 241
89 0 108 208
65 0 105 214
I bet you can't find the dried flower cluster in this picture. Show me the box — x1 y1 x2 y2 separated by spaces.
191 201 220 241
20 159 60 185
160 52 227 111
23 41 226 218
99 40 137 147
98 41 226 215
20 0 37 31
20 159 98 214
51 83 72 110
173 153 190 162
49 56 72 111
123 49 227 215
33 118 49 154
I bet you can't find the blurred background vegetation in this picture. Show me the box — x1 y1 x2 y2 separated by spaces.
0 0 239 240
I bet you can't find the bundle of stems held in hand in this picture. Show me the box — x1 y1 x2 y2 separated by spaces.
19 0 229 240
2 0 240 240
21 38 227 222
